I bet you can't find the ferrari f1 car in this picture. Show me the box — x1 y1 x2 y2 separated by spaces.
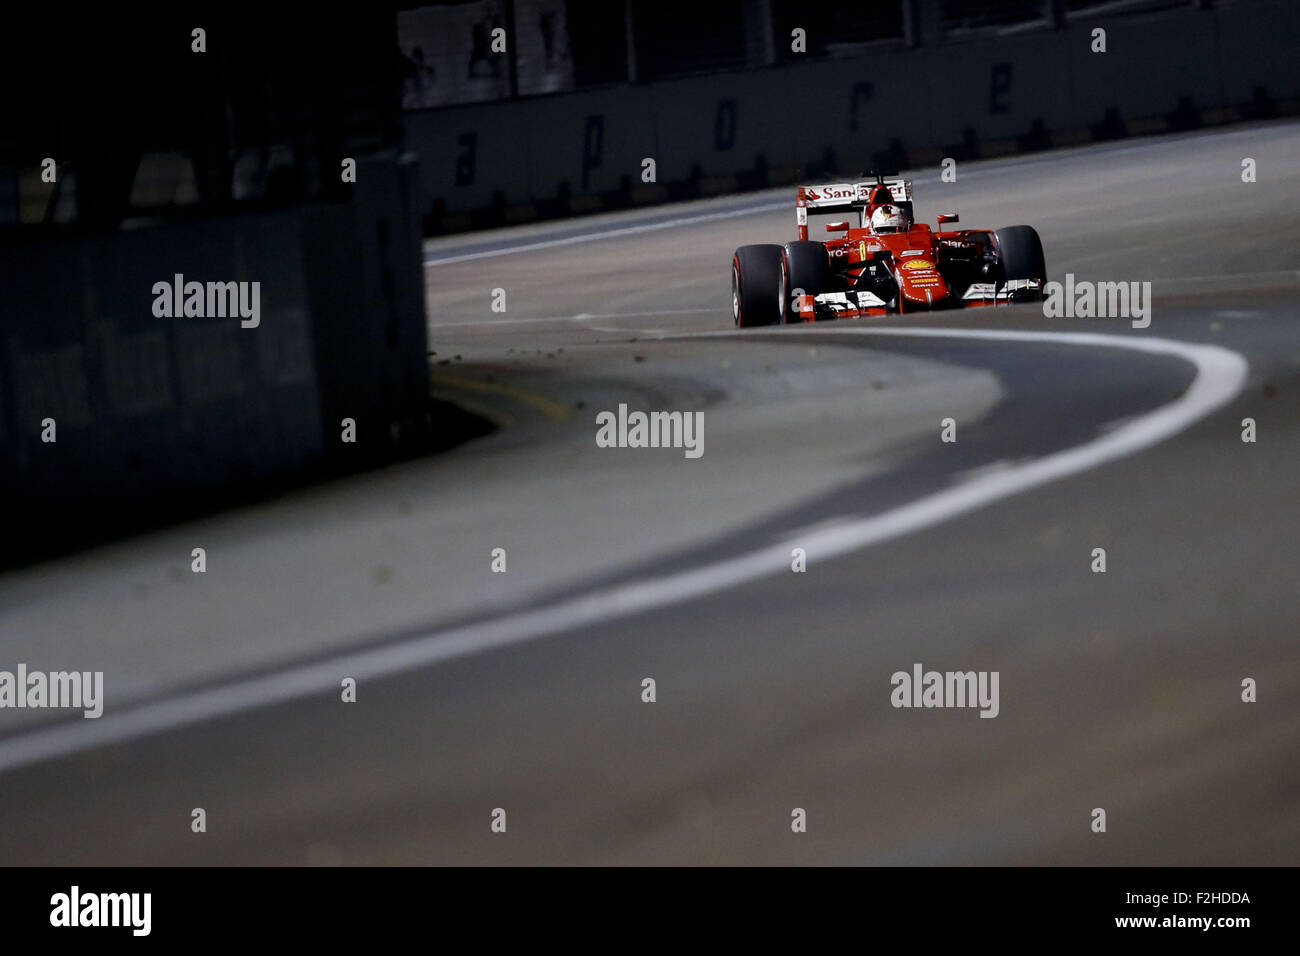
731 174 1046 326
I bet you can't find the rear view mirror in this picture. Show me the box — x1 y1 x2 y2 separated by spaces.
825 221 850 232
937 213 960 225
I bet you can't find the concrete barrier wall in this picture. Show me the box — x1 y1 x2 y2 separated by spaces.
0 154 430 556
304 155 431 459
1066 13 1219 125
405 0 1300 230
0 211 322 507
1215 1 1300 104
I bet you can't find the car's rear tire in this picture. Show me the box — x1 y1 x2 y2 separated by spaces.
780 241 831 323
992 225 1046 282
732 244 783 327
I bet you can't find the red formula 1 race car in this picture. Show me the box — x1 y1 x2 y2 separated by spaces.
731 174 1046 326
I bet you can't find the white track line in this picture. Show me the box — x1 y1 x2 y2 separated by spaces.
423 201 788 266
0 328 1247 773
430 308 716 328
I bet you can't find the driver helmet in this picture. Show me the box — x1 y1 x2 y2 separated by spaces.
871 203 909 234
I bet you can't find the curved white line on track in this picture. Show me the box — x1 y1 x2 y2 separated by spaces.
423 200 788 266
430 307 717 328
0 328 1248 773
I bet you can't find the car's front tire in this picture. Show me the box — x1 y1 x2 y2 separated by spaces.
780 241 831 323
732 244 783 327
992 225 1046 284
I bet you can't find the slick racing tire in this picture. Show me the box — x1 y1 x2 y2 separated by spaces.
992 225 1047 284
732 244 783 327
780 241 831 324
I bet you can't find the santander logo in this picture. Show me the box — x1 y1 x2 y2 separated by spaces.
805 185 853 201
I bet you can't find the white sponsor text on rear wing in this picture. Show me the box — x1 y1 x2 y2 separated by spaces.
795 179 913 236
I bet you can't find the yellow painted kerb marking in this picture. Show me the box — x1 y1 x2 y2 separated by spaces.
429 373 573 421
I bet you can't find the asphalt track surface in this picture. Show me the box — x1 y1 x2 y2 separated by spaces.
1 121 1298 864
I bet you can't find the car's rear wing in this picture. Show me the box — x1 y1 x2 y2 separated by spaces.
795 179 913 239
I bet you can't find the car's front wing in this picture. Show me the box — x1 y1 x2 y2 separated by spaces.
793 279 1043 321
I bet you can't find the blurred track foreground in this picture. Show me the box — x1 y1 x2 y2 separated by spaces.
1 122 1298 864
